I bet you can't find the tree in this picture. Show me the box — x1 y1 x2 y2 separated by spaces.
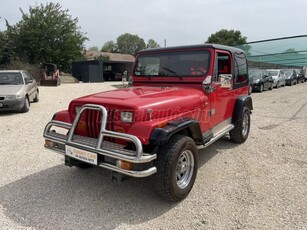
206 29 247 46
0 20 19 66
88 46 99 51
100 40 117 53
12 3 87 72
116 33 146 56
146 39 160 49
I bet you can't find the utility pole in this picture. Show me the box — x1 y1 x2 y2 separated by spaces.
164 39 166 47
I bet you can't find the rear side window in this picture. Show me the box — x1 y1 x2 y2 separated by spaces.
234 51 248 84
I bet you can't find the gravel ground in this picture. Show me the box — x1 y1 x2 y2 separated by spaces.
0 82 307 230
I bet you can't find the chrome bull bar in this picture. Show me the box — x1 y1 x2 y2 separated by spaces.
43 104 157 177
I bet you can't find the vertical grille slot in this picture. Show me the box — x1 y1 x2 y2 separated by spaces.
85 109 102 138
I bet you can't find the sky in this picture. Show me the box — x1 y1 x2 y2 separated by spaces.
0 0 307 49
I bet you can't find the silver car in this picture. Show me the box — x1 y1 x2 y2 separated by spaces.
267 69 286 88
0 70 39 112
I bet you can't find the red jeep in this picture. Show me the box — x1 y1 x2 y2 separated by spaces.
43 44 253 201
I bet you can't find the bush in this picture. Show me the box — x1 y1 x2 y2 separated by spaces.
1 60 42 83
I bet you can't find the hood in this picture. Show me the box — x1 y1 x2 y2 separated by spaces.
0 85 24 95
70 86 207 121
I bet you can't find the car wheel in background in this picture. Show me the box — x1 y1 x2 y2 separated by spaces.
21 97 30 113
33 90 39 102
259 84 263 92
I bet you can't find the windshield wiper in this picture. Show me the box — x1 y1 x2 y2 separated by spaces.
161 67 178 76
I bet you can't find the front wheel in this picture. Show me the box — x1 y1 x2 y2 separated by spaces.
259 84 263 92
21 97 30 113
154 135 198 202
230 107 251 143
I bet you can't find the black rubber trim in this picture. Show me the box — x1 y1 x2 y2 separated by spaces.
150 118 204 146
232 95 253 123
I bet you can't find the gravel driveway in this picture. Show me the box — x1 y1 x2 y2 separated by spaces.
1 82 307 230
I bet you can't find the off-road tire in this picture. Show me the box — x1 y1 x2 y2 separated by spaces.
153 135 198 202
230 107 251 143
21 97 30 113
269 84 273 90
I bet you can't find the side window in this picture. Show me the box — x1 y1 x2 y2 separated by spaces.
23 72 33 83
23 73 29 83
214 53 231 82
234 51 248 84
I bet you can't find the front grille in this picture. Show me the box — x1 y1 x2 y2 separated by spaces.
82 109 114 138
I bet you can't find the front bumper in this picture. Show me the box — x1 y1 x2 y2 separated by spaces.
0 97 24 111
252 82 261 90
43 104 157 178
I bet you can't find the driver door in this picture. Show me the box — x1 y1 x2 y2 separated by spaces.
209 50 234 129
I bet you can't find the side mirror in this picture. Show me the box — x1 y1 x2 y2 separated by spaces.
218 74 232 88
202 75 212 93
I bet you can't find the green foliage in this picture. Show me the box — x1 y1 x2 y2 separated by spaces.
0 20 20 66
100 35 160 56
116 33 146 56
147 39 160 49
9 2 87 72
206 29 247 46
100 40 117 53
88 46 99 51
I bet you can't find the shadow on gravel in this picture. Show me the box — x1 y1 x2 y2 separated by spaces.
0 166 175 229
0 111 18 117
0 136 240 229
197 135 239 168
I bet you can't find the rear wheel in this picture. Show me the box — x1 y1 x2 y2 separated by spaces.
154 135 198 202
33 90 39 102
230 107 251 143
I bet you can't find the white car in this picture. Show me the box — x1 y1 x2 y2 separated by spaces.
0 70 39 112
267 69 286 88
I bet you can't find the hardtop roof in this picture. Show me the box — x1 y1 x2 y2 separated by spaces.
137 43 245 55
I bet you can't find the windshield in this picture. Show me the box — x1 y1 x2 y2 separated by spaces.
284 71 293 77
134 50 210 77
249 70 262 77
268 70 278 76
0 73 24 85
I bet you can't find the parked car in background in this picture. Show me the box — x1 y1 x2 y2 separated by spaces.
267 69 286 88
249 69 274 92
284 69 298 86
296 69 305 84
248 72 254 94
0 70 39 113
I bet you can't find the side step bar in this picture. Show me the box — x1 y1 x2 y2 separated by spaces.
197 124 234 150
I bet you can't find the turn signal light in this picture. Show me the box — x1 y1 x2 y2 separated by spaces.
44 140 54 148
116 160 133 170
